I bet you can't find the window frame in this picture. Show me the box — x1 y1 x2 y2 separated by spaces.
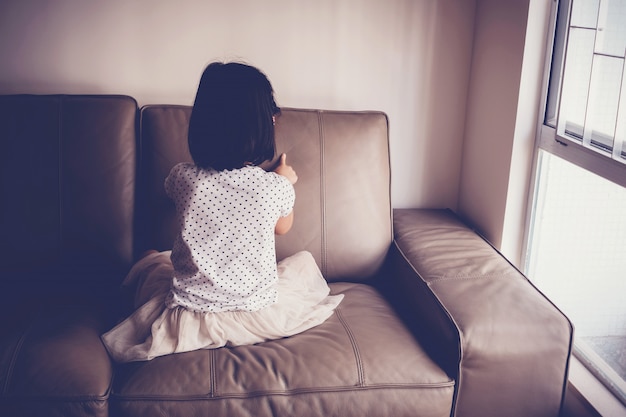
524 0 626 408
538 0 626 191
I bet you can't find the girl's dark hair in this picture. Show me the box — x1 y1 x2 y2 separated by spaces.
188 62 280 171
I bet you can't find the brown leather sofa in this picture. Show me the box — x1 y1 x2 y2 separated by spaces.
0 94 573 417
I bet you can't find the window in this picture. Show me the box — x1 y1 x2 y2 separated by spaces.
526 0 626 405
545 0 626 162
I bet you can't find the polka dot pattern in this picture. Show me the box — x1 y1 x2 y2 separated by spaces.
163 163 295 313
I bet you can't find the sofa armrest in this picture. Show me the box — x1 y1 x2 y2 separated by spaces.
0 305 112 417
388 209 573 417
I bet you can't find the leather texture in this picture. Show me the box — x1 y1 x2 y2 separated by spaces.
0 94 137 296
0 95 136 417
0 306 112 417
391 209 573 417
111 283 454 417
137 106 392 281
0 94 572 417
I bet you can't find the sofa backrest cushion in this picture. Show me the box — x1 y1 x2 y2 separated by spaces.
0 95 137 278
138 106 392 281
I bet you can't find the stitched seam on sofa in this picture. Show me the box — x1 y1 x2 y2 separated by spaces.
424 271 519 284
0 394 109 402
58 96 65 256
392 241 464 415
109 382 455 402
209 348 216 398
334 307 365 387
318 110 327 277
1 321 33 395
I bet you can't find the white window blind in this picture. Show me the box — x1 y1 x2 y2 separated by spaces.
555 0 626 163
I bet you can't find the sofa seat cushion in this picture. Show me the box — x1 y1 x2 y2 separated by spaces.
111 282 454 417
0 306 112 417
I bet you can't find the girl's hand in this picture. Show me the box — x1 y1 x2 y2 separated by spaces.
273 153 298 185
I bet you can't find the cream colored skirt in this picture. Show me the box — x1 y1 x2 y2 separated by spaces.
101 251 343 362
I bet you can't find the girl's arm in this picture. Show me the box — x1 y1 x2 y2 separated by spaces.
273 153 297 235
275 211 294 235
272 153 297 185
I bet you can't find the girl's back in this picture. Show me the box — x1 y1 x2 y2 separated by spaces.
165 163 295 313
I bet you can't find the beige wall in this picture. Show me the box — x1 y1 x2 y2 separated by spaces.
457 0 552 265
0 0 551 264
0 0 474 210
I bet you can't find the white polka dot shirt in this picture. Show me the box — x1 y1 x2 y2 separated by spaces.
163 163 295 313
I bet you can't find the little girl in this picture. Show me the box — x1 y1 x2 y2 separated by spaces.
102 62 343 362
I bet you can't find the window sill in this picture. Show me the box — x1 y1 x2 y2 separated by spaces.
568 355 626 417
